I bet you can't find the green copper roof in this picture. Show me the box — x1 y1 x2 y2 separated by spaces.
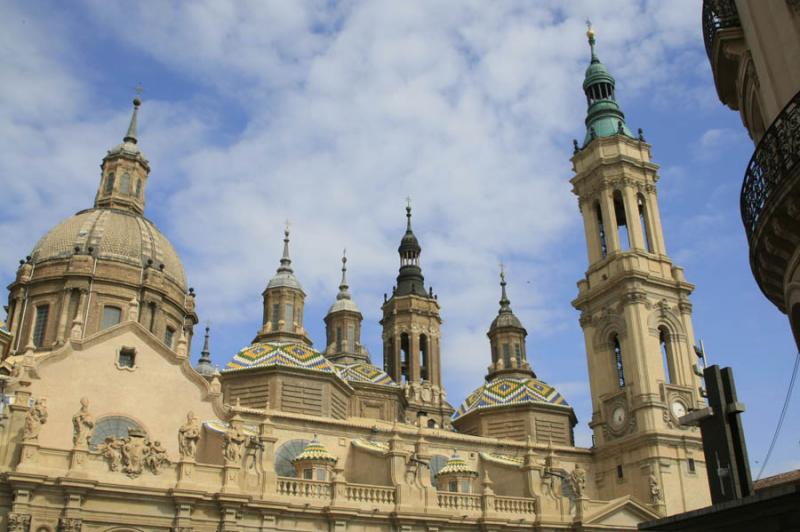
581 27 634 147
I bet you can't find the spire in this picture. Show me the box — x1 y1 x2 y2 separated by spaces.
265 223 303 292
337 249 351 300
195 325 217 377
278 222 293 274
580 23 634 147
394 200 426 297
499 263 512 313
123 96 141 144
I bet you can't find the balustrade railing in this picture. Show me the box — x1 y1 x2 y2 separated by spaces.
702 0 741 59
346 483 396 505
741 90 800 241
436 491 482 511
495 495 536 514
276 477 331 499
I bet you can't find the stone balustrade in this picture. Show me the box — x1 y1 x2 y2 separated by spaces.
345 483 396 505
276 477 331 498
495 494 536 514
436 491 482 511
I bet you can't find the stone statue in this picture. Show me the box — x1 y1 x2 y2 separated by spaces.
145 440 170 474
128 298 139 322
569 463 586 498
649 472 662 503
71 397 95 449
178 411 201 460
22 398 48 442
223 426 247 464
97 437 124 471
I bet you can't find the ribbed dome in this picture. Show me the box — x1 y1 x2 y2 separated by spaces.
30 208 186 290
490 311 523 330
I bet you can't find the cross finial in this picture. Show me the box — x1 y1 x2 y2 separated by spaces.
134 83 144 97
499 262 506 283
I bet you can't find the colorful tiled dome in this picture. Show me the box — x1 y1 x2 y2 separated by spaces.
335 362 396 386
453 376 569 421
225 342 337 374
435 452 478 479
291 436 338 464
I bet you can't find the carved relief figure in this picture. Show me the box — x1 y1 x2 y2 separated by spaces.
569 463 586 498
97 437 124 471
178 411 201 459
223 426 247 464
22 397 48 442
71 397 95 448
145 440 170 474
649 472 662 503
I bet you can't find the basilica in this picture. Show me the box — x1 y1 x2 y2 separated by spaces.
0 30 711 532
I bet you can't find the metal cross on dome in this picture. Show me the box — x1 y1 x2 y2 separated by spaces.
134 83 144 97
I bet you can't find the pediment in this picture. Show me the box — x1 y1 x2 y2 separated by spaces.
583 496 659 528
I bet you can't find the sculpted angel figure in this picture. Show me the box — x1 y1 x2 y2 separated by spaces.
178 411 201 459
97 437 124 471
145 440 170 474
71 397 95 448
22 398 48 442
649 472 662 503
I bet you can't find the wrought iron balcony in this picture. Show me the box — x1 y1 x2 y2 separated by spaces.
741 89 800 310
702 0 741 59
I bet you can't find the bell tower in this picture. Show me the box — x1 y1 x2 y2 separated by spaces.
571 26 709 514
381 204 453 428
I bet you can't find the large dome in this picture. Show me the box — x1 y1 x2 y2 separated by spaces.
30 208 187 290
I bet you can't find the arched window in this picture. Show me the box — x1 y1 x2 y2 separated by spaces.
502 343 511 368
419 334 429 381
385 337 395 376
104 172 115 195
32 304 50 347
134 179 142 198
347 325 355 353
612 334 625 388
90 416 144 450
638 194 653 252
274 439 310 478
613 190 630 249
659 327 676 384
595 202 607 258
120 172 132 194
336 326 342 352
400 333 410 383
284 302 294 331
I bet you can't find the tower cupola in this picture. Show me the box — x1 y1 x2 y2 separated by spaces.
254 227 310 345
486 267 534 379
394 203 428 297
324 251 369 362
581 24 634 147
95 97 151 215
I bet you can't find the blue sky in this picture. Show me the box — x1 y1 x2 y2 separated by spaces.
1 1 796 478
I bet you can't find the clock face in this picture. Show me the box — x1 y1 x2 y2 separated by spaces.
611 406 627 428
671 401 687 419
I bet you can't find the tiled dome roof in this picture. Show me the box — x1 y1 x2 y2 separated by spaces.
435 452 478 479
30 208 186 290
334 362 396 386
291 437 337 463
225 342 338 374
453 376 568 421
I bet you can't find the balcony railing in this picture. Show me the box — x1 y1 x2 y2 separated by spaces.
702 0 741 59
741 90 800 241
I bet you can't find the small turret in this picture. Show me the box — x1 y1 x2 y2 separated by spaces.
324 251 369 363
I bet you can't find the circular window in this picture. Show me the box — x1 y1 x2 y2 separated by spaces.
90 416 144 450
274 439 310 478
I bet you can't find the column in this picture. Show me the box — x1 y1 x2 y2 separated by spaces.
623 186 645 250
70 290 88 340
409 334 420 383
599 188 620 253
55 288 72 346
581 200 603 264
645 188 667 255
